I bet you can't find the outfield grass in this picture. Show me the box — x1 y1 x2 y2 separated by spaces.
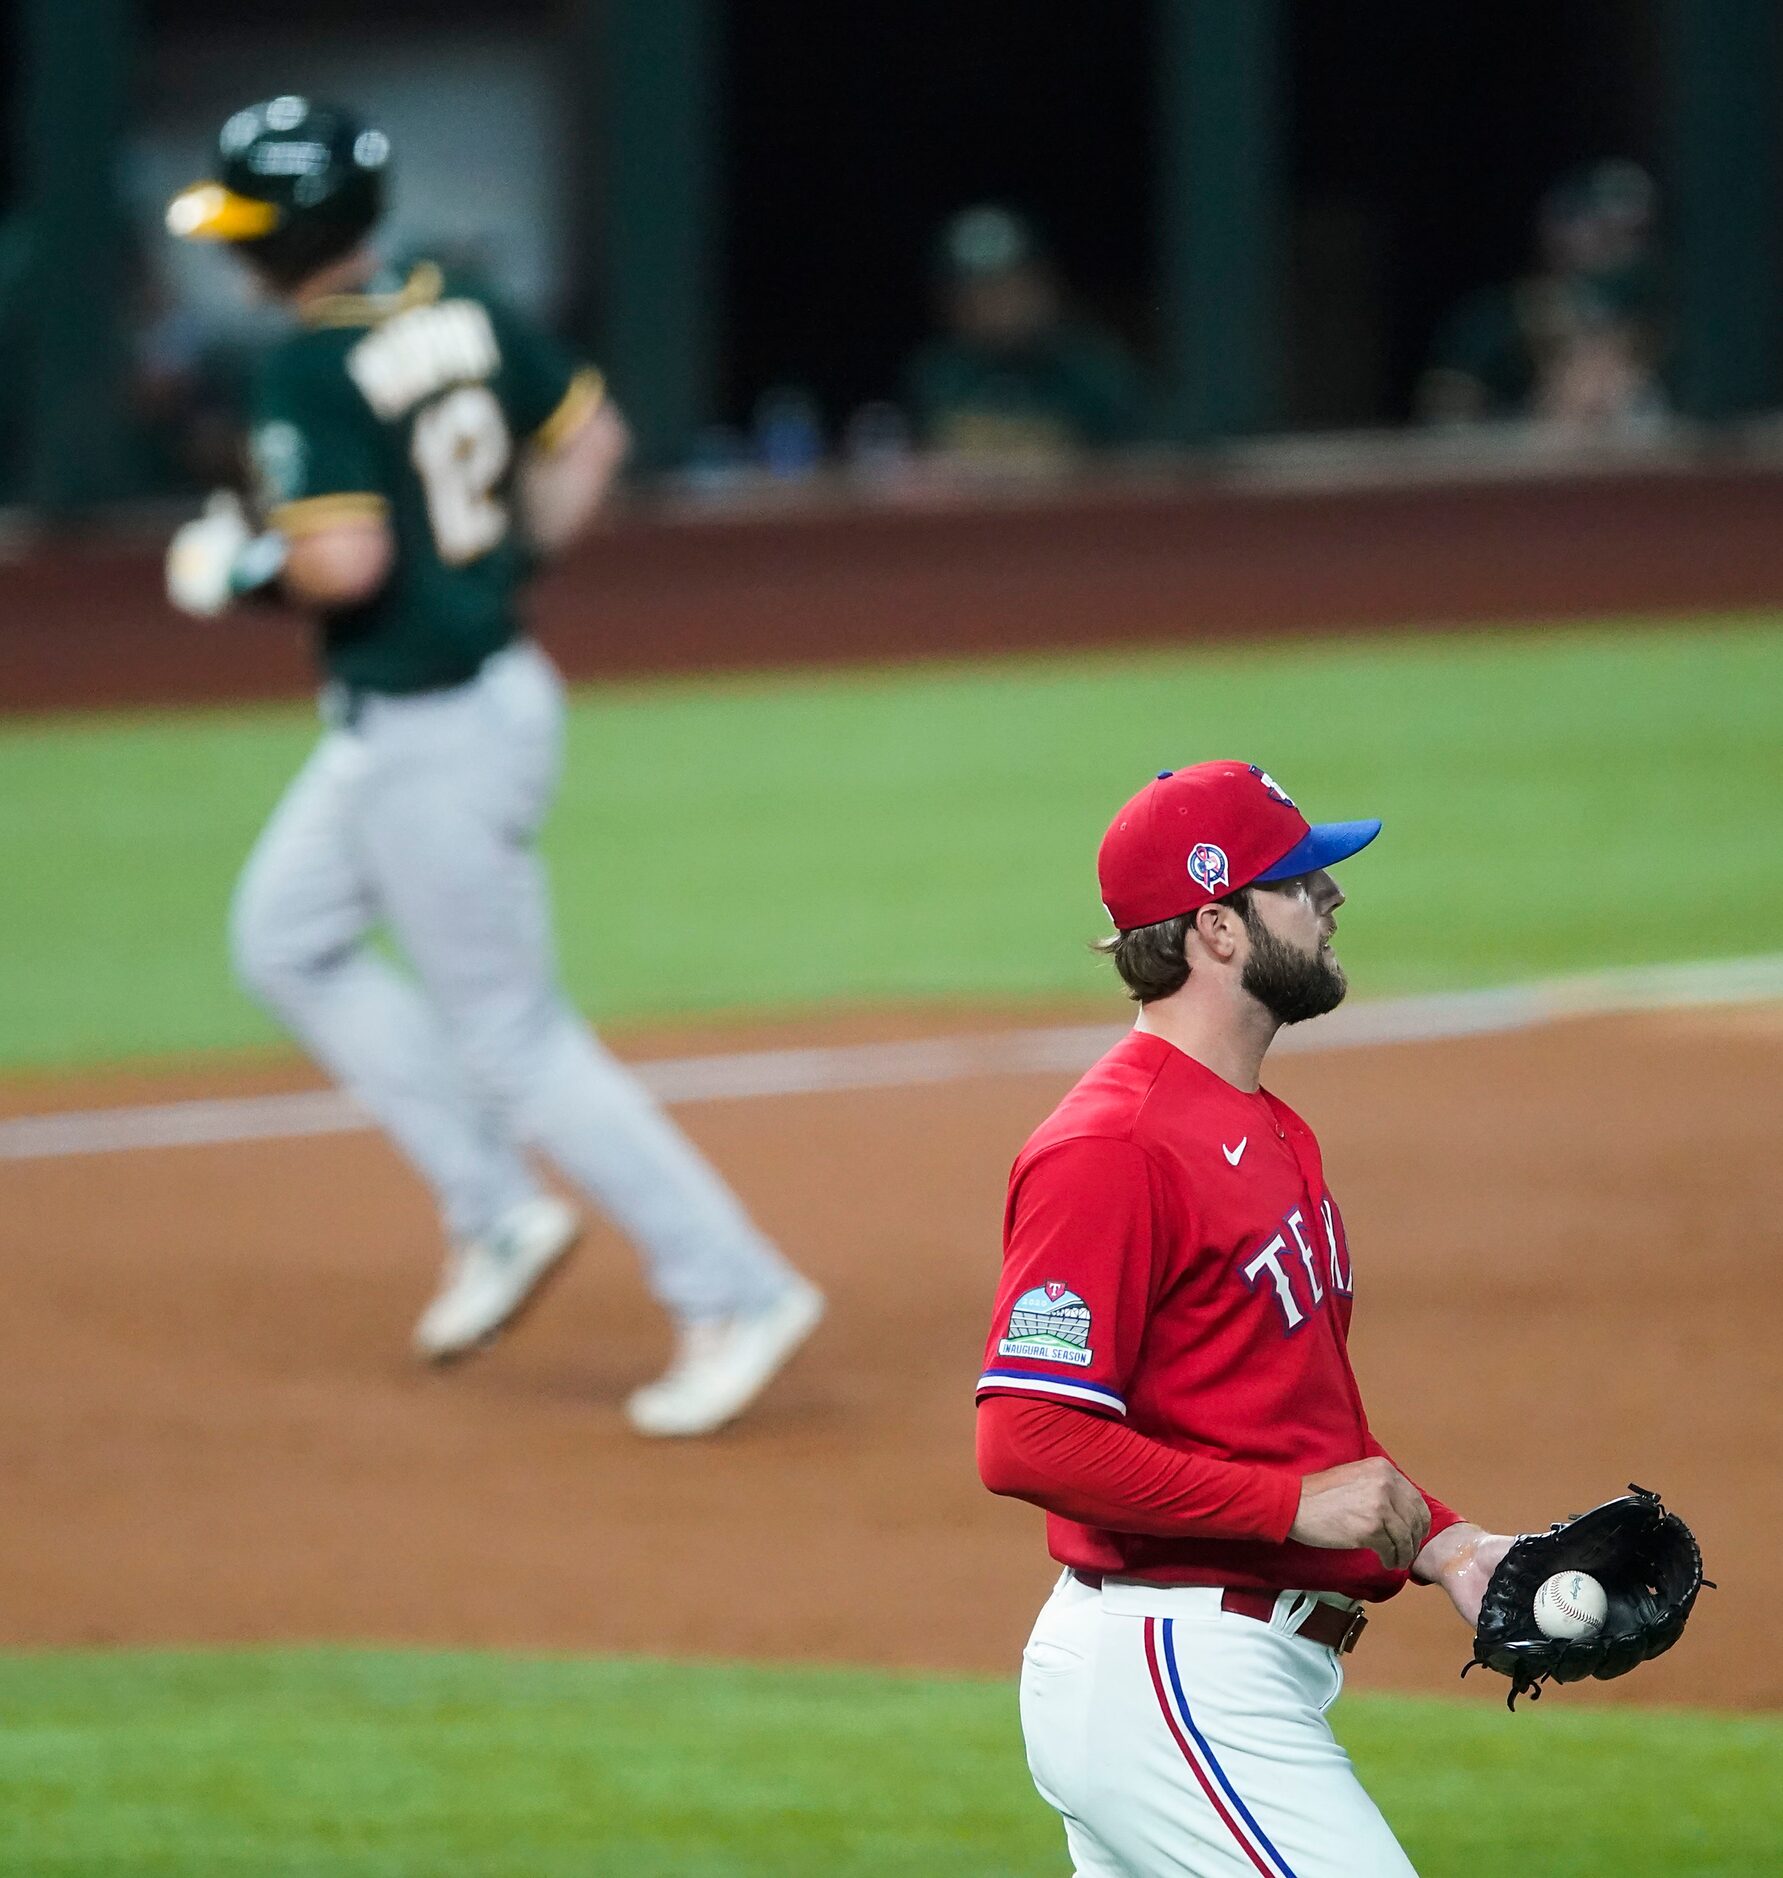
0 1649 1772 1876
5 623 1777 1874
5 619 1782 1071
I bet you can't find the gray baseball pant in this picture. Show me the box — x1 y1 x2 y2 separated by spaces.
229 639 795 1321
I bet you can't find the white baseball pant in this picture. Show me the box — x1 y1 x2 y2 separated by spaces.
229 638 796 1320
1020 1571 1418 1878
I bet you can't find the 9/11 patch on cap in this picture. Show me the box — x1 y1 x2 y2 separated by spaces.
1186 842 1230 894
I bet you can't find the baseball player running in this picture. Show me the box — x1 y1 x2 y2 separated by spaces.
163 97 821 1437
977 761 1519 1875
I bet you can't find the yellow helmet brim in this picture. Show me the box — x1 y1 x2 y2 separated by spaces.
165 181 281 242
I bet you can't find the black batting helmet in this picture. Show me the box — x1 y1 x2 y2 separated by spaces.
166 95 389 288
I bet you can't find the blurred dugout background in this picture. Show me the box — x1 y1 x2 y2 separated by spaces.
4 0 1783 523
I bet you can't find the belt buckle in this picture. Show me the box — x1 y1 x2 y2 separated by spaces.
1335 1604 1368 1655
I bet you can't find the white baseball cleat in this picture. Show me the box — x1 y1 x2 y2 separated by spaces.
413 1195 582 1364
625 1277 826 1438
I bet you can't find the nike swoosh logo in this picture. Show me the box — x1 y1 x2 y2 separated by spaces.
1222 1137 1247 1166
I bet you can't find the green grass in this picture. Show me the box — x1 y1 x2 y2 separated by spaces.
5 619 1783 1071
0 1649 1772 1876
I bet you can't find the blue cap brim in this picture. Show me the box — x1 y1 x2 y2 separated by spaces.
1253 818 1382 883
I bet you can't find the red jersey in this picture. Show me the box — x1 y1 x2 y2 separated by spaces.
977 1027 1455 1602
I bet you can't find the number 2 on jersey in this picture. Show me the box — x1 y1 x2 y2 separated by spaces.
411 385 512 563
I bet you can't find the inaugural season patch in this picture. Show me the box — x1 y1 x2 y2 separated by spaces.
999 1282 1094 1366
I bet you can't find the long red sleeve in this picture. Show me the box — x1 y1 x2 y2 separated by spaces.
1364 1431 1464 1547
976 1394 1301 1544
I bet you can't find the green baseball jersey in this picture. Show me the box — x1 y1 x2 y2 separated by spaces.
905 324 1151 462
250 260 603 694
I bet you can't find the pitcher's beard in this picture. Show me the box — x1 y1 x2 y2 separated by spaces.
1240 911 1348 1026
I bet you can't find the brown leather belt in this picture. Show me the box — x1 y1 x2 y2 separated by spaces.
1071 1573 1368 1655
1219 1584 1368 1654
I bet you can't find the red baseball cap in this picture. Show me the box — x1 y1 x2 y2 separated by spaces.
1098 760 1381 929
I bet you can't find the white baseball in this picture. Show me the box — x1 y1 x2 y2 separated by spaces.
1532 1570 1608 1641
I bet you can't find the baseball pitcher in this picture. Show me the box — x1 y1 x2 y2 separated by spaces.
163 97 822 1437
975 761 1703 1874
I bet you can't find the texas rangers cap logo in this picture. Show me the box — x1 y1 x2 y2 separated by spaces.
1186 842 1230 894
1249 765 1295 808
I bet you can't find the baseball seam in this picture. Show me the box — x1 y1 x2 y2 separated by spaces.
1541 1582 1603 1632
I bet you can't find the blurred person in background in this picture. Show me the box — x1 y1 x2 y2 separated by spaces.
163 96 822 1439
0 216 29 497
904 203 1152 472
126 232 253 492
1416 159 1667 435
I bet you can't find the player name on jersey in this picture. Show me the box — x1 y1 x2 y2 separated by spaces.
347 299 502 420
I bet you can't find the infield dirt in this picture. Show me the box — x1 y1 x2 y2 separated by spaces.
2 1005 1775 1709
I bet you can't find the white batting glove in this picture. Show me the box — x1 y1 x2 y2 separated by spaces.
165 491 287 617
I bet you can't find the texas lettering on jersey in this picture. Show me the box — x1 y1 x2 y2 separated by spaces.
976 1027 1439 1600
1242 1193 1354 1335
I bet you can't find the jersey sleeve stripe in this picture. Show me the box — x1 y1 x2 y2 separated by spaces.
271 492 392 536
534 368 607 453
975 1368 1127 1415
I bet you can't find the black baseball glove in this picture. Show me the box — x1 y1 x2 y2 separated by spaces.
1464 1485 1709 1708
